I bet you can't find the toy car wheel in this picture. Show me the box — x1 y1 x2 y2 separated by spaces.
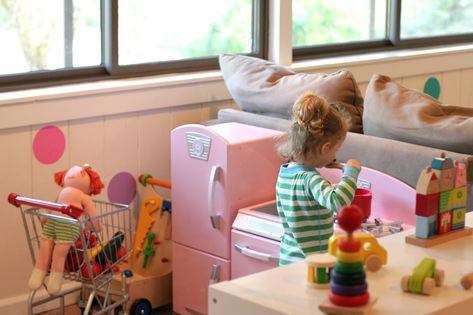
130 298 152 315
422 277 436 295
401 275 410 292
433 269 445 286
365 255 382 272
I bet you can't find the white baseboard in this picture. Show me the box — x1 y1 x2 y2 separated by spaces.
0 281 80 315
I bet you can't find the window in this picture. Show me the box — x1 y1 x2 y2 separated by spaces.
292 0 387 48
0 0 266 91
118 0 256 65
400 0 473 39
0 0 101 74
292 0 473 59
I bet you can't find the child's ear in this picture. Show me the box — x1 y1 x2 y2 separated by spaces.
320 141 332 154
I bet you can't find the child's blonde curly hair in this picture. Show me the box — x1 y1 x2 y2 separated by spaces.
278 92 350 163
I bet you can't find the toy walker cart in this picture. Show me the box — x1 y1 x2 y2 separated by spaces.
8 193 133 315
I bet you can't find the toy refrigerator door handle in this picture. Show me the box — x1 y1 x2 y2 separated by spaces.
208 165 221 229
234 243 279 262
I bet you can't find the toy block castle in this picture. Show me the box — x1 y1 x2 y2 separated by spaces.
406 153 473 247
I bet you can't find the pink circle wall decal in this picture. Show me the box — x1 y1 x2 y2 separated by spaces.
33 125 66 164
107 172 137 205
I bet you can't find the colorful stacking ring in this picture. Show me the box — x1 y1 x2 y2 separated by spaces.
331 269 366 286
334 260 364 275
329 280 368 296
336 248 364 263
337 238 361 253
329 291 370 307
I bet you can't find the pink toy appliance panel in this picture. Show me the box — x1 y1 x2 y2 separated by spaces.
171 123 284 314
318 166 416 227
173 242 230 315
231 200 282 279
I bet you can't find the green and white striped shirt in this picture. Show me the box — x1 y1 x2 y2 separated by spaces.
276 163 360 266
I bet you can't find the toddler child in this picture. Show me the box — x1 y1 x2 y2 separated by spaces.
276 92 361 266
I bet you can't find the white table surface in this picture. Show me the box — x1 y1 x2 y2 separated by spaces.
209 214 473 315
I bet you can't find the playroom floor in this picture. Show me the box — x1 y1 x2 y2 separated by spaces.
38 303 174 314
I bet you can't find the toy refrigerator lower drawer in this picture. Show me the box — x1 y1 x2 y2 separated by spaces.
231 229 280 279
173 242 230 315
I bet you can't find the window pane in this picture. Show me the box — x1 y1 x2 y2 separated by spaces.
292 0 387 48
0 0 101 76
401 0 473 39
118 0 254 65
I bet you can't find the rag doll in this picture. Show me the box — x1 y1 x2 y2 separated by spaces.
29 164 104 294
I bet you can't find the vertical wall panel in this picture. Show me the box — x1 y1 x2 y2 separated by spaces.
441 71 461 105
31 123 69 202
138 109 172 200
171 104 203 129
0 127 34 298
201 100 236 123
460 69 473 108
69 117 107 200
401 74 431 93
103 113 140 193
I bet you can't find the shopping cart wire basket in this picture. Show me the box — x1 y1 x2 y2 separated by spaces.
8 193 134 315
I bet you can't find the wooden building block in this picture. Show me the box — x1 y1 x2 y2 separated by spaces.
415 193 439 216
406 226 473 248
433 168 455 192
439 190 452 213
415 215 437 239
416 167 439 195
454 161 467 187
452 207 466 230
437 211 452 234
450 186 467 209
431 153 454 170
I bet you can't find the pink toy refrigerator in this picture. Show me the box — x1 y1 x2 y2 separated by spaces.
171 123 284 314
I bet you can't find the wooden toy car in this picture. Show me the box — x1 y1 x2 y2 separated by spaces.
328 232 387 272
401 258 444 295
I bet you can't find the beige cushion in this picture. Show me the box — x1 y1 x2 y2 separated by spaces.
219 54 364 133
364 74 473 154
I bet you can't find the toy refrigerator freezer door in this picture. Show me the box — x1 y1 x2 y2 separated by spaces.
171 124 232 258
173 242 230 315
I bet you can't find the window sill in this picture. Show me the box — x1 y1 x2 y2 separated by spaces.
1 43 473 130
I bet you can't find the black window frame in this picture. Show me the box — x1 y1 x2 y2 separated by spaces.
293 0 473 61
0 0 269 92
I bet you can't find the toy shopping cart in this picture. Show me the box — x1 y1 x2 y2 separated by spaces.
8 193 133 315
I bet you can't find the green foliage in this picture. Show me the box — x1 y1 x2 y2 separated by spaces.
292 0 362 47
183 0 251 57
402 0 473 37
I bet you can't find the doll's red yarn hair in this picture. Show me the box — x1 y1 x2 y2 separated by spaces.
54 165 105 195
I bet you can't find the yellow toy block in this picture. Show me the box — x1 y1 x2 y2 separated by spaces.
452 207 466 230
450 186 467 209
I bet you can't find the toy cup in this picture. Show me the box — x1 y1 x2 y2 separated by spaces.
351 188 372 220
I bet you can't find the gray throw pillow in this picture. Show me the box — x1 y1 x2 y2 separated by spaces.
364 74 473 154
219 54 364 133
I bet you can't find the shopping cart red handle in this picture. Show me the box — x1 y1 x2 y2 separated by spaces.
8 193 84 219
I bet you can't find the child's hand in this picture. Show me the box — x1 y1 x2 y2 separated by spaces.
346 159 361 170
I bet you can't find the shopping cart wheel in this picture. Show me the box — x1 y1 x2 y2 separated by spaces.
130 298 152 315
